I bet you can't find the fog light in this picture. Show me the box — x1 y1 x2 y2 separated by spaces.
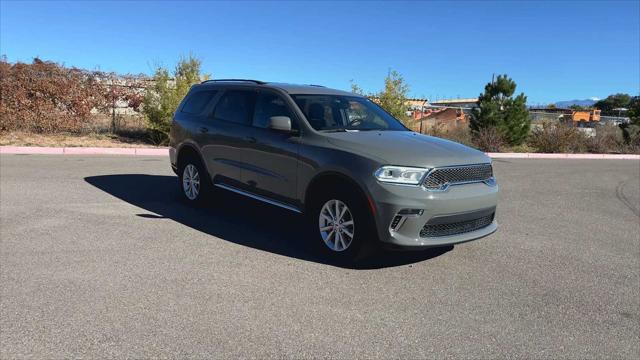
389 209 424 232
390 215 403 230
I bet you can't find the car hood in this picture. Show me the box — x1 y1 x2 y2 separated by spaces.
324 131 490 168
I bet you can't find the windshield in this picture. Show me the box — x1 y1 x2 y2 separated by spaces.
291 94 408 132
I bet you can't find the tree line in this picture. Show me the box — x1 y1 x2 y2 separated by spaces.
1 56 638 151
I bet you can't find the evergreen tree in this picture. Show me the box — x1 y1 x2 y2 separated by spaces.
471 74 530 146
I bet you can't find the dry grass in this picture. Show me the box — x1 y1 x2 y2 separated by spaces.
0 113 161 148
0 131 159 148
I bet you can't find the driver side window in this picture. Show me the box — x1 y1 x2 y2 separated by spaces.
252 93 297 130
344 101 388 129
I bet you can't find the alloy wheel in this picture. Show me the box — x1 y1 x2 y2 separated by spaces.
318 199 355 252
182 164 200 200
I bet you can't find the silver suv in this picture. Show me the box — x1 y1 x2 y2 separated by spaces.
169 79 498 261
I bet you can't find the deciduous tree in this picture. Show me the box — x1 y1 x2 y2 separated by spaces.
377 70 410 123
593 93 632 116
142 56 209 144
350 70 411 124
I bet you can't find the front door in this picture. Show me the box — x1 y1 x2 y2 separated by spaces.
241 91 300 204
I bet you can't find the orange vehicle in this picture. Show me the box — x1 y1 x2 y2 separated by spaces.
570 109 601 123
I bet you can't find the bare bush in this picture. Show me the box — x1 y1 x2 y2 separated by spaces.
425 123 475 147
0 58 147 134
98 72 147 133
0 58 104 132
620 124 640 153
528 122 588 153
586 124 625 153
473 127 504 152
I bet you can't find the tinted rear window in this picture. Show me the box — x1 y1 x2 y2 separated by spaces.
181 90 217 114
213 90 257 125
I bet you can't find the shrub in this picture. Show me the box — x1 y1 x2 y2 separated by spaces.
586 124 625 153
620 123 640 152
0 58 148 135
426 123 474 147
624 124 640 150
528 122 588 153
0 58 105 133
473 127 504 152
99 72 146 133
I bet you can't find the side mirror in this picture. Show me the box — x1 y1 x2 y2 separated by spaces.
269 116 292 132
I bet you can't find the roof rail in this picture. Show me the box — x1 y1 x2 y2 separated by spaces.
201 79 266 85
308 84 326 87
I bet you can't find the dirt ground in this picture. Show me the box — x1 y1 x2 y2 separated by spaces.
0 131 157 148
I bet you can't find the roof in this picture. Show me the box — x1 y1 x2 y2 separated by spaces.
198 80 359 96
431 98 478 104
529 108 573 113
268 83 357 96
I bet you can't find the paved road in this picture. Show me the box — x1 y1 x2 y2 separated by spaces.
1 155 638 358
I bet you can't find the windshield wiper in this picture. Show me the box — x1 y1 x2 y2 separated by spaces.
320 129 347 133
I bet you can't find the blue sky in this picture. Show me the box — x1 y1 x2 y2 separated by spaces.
1 0 638 104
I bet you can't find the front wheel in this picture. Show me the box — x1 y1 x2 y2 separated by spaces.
318 199 356 252
309 189 376 262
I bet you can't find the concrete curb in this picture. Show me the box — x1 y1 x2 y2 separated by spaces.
0 146 638 160
0 146 168 156
486 152 639 160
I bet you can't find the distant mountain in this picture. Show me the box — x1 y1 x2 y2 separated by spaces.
554 99 597 108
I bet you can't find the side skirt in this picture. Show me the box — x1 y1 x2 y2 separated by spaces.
213 183 302 214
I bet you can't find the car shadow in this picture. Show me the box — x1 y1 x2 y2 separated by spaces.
84 174 452 269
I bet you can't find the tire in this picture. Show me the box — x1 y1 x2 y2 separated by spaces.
307 186 377 263
178 153 211 206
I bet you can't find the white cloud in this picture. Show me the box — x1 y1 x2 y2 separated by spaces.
589 97 600 101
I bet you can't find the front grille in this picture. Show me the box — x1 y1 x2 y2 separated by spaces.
423 163 493 190
420 213 494 238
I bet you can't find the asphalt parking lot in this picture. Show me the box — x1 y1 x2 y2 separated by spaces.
1 154 638 358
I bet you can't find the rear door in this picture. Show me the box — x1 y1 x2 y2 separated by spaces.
173 88 219 166
241 90 300 204
199 89 257 185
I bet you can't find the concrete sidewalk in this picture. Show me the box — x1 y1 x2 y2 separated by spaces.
0 146 168 156
1 145 638 159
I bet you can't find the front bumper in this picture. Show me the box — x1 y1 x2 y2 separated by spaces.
370 180 499 248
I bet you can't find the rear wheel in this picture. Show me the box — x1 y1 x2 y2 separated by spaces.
178 154 211 206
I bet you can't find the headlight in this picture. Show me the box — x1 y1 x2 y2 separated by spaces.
374 166 429 185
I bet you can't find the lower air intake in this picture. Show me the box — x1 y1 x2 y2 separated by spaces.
420 212 494 238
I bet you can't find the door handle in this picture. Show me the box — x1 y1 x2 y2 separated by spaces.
198 127 209 134
244 136 257 143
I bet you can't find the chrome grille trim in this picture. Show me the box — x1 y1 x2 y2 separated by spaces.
420 212 495 238
423 163 494 191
